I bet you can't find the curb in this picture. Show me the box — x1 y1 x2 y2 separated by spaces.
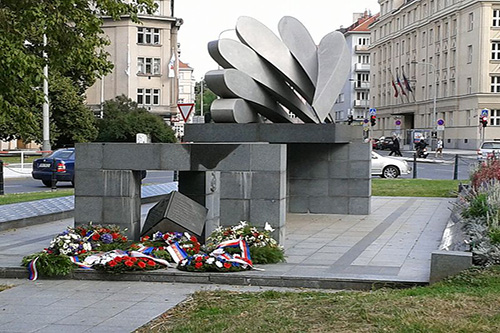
0 266 428 291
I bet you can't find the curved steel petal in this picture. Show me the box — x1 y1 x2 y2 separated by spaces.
312 31 351 122
205 69 293 123
236 16 315 103
278 16 318 86
210 98 262 123
208 39 318 123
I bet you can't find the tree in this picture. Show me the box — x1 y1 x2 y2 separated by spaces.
195 80 217 116
0 0 155 141
96 95 176 143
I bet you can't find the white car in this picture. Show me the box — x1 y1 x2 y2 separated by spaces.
371 152 412 178
477 141 500 160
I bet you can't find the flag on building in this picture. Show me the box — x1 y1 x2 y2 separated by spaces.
389 69 399 98
402 69 413 93
396 71 407 96
168 53 176 78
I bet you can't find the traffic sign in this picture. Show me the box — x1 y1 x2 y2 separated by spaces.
369 108 377 115
481 109 489 117
177 103 195 122
395 119 402 126
437 118 445 126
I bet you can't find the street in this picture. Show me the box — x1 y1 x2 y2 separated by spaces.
2 170 175 194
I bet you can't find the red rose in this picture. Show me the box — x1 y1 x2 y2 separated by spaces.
137 261 146 269
195 256 203 262
147 260 156 267
190 236 198 242
111 233 120 239
124 260 134 267
80 230 87 236
130 257 137 262
223 262 231 269
102 228 110 233
108 260 117 267
195 262 203 269
114 257 122 263
121 236 127 242
92 233 100 241
140 236 149 242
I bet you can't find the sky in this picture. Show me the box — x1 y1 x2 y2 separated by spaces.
175 0 380 79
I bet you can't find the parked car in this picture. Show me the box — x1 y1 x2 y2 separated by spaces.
477 141 500 160
377 137 396 150
32 148 147 187
32 148 75 187
371 152 411 178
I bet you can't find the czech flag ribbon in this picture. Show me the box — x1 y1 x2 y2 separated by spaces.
69 256 92 269
130 251 172 267
167 242 189 263
28 257 39 281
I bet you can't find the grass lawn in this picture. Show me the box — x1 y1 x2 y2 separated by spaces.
372 178 464 197
0 190 74 205
136 266 500 333
0 155 38 165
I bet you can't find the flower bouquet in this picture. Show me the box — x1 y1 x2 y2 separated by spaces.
86 250 169 274
130 231 201 263
74 223 129 252
177 249 252 273
205 221 285 264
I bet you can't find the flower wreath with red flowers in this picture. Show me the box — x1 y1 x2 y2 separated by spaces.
85 250 170 274
74 222 129 252
130 231 201 263
177 251 252 273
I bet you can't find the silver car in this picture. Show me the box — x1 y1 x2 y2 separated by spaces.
371 152 412 178
477 141 500 160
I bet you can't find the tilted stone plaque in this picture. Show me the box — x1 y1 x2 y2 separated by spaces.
141 191 208 237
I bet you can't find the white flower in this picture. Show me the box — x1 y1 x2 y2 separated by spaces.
215 261 223 268
264 222 275 232
206 257 215 265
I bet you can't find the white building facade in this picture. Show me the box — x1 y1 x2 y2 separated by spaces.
86 0 182 121
333 13 378 124
370 0 500 149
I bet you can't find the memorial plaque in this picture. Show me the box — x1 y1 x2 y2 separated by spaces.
141 191 208 237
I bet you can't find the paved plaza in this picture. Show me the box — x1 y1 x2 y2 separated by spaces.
0 194 455 332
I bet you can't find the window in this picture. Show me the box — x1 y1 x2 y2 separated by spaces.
358 54 370 64
491 76 500 92
494 9 500 27
437 25 441 41
493 42 500 60
467 45 473 63
335 93 345 104
467 77 472 94
357 73 369 87
401 40 405 55
452 18 457 36
491 109 500 125
358 37 370 46
137 88 160 105
137 27 160 45
137 57 161 75
422 31 427 47
468 12 474 31
429 29 434 44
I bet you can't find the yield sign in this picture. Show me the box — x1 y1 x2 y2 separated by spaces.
177 103 195 122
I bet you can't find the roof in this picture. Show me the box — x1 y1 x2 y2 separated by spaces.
345 12 380 33
179 60 193 70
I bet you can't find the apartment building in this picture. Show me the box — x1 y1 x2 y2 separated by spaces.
333 12 378 124
371 0 500 149
86 0 182 121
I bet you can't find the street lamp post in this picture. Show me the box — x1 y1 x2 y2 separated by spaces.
42 33 51 155
412 60 437 149
200 78 204 117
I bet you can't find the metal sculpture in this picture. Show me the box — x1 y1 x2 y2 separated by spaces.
206 16 350 124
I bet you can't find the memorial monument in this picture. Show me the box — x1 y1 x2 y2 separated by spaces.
74 16 371 245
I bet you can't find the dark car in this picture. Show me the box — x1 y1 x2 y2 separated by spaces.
32 148 75 187
378 137 395 150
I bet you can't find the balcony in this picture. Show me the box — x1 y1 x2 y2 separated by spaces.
355 63 370 71
354 82 370 89
355 45 369 52
354 100 369 107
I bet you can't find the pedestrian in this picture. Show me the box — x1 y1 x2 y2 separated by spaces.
389 134 402 156
436 138 443 158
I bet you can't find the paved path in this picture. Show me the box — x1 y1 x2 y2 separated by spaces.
0 196 455 332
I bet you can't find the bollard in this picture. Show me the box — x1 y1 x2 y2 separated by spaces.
413 153 417 179
453 154 459 180
0 160 4 195
51 159 57 190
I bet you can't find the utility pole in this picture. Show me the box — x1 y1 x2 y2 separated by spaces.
42 33 51 156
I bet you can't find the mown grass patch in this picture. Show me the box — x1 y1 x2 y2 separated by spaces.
136 266 500 333
0 190 74 205
372 178 464 197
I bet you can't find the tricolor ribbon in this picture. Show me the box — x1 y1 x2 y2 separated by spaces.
167 242 189 263
28 257 39 281
129 251 172 267
216 238 252 265
69 256 92 269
